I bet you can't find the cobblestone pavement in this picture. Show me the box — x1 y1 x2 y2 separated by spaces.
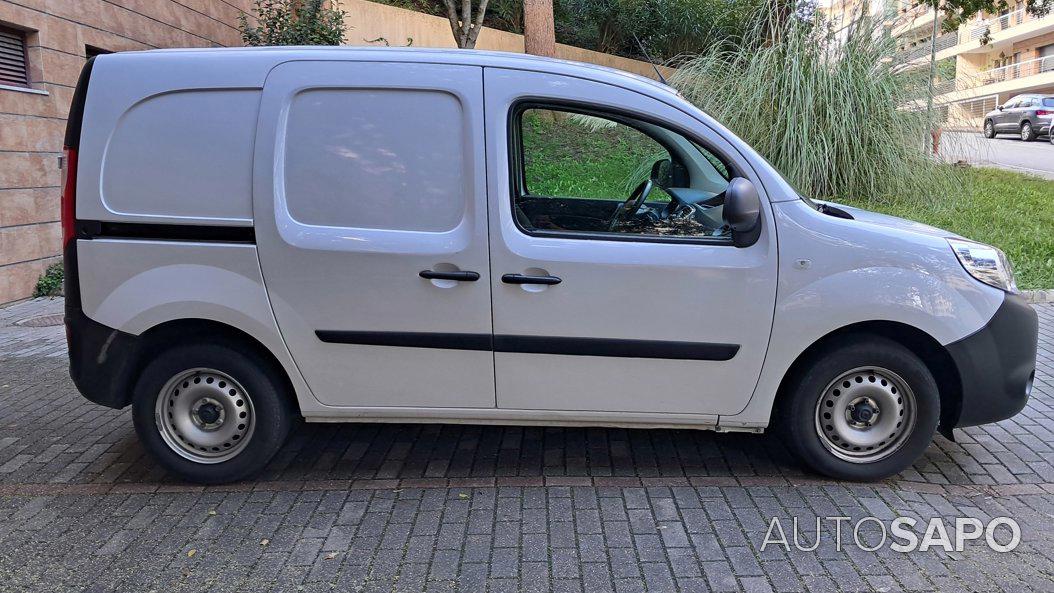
0 298 1052 592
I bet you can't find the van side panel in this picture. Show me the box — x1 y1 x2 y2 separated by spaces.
99 90 259 222
76 52 272 226
76 239 317 411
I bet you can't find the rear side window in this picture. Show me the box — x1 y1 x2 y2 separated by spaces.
283 89 467 233
1044 98 1054 107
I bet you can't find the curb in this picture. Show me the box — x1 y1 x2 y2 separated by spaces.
1023 289 1054 304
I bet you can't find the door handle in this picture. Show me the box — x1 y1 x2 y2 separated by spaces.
419 270 480 281
501 273 562 285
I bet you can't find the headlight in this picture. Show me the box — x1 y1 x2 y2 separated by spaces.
947 239 1017 293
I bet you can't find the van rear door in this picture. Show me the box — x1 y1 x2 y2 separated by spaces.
253 61 495 409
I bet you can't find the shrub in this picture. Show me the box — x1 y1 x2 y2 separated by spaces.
240 0 347 46
33 263 63 298
668 14 964 204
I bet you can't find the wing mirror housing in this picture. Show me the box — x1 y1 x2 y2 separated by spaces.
651 158 673 187
723 177 762 248
997 104 1004 111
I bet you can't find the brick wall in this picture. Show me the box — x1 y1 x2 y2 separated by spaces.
0 0 251 304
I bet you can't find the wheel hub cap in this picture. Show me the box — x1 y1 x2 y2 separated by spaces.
815 367 917 463
191 398 225 429
155 369 255 464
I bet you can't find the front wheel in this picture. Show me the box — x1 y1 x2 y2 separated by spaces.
132 341 294 484
779 337 939 481
1021 121 1036 141
983 120 996 138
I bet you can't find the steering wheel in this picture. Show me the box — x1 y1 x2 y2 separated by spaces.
607 178 655 231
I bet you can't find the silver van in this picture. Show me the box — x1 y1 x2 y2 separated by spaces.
62 48 1037 484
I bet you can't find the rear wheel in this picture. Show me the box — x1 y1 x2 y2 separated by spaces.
779 336 939 481
983 119 996 138
132 341 294 484
1021 121 1036 141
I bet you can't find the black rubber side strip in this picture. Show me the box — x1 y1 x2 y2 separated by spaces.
494 335 739 361
314 331 739 361
77 220 255 244
315 331 493 351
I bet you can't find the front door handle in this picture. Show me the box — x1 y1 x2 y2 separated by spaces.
419 270 480 281
501 273 562 285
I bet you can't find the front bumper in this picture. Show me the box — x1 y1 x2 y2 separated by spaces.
944 292 1037 429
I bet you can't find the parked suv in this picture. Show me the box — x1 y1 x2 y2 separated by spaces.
982 93 1054 141
63 48 1038 484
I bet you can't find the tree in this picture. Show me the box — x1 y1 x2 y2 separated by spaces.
239 0 347 46
524 0 557 56
441 0 491 48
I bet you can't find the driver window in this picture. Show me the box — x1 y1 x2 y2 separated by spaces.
515 107 732 239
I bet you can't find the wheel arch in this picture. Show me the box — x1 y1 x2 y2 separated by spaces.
129 318 301 415
770 320 962 438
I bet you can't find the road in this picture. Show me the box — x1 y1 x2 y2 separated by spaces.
1 297 1054 592
942 130 1054 179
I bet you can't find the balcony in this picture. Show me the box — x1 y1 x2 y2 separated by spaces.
895 31 957 63
890 4 937 37
965 7 1032 41
895 8 1054 67
933 55 1054 101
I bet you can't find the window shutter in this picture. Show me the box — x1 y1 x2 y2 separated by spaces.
0 27 29 88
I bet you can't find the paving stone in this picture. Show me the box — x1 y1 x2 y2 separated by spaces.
0 298 1052 591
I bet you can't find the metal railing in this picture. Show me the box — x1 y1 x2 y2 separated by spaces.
896 31 958 62
889 3 933 31
933 55 1054 96
967 7 1032 40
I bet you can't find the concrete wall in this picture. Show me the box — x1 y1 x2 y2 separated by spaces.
341 0 668 80
0 0 252 305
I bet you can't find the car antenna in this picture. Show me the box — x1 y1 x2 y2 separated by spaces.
633 33 668 86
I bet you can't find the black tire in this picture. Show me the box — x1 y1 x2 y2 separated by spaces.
1020 121 1036 141
132 341 294 484
778 336 939 481
983 119 996 138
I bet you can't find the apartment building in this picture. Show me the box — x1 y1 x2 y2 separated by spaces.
0 0 251 304
894 1 1054 127
826 0 1054 128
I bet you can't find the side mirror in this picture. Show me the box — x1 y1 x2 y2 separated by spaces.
723 177 762 248
650 158 673 187
997 105 1004 111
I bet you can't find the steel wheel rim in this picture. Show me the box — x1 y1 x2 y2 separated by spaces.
814 366 916 464
154 368 255 464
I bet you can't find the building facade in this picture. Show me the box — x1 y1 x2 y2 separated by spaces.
826 0 1054 129
0 0 251 304
893 1 1054 128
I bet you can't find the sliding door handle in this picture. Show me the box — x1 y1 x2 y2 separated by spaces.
419 270 480 281
501 273 562 285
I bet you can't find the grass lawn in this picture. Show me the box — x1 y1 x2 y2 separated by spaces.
841 167 1054 290
519 113 1054 289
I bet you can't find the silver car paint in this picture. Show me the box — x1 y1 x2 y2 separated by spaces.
74 47 1001 429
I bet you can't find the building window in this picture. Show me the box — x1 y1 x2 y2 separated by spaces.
85 45 112 60
0 25 29 88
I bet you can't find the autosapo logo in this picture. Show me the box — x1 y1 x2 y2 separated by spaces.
760 516 1021 553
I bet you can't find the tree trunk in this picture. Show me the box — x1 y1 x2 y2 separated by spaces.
523 0 556 57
